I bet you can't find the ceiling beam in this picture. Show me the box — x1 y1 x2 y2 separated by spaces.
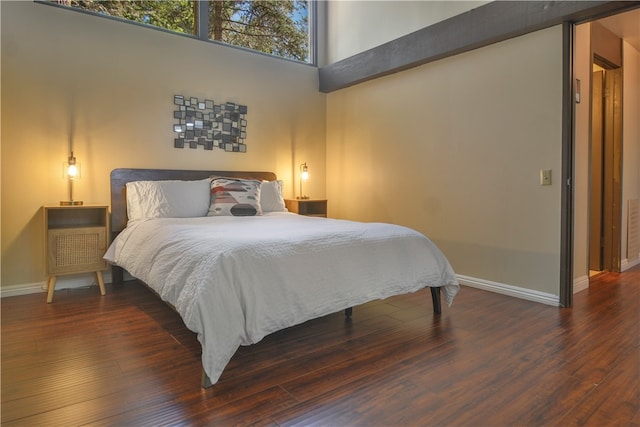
319 1 640 93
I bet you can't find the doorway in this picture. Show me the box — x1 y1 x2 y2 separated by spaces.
564 7 640 307
588 40 623 276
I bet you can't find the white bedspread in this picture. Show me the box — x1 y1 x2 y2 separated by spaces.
104 212 459 385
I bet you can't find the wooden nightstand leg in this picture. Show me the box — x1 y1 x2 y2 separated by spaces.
46 276 57 303
96 271 106 296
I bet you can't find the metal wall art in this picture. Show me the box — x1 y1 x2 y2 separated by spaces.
173 95 248 152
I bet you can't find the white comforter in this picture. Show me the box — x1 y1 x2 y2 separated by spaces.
104 212 459 385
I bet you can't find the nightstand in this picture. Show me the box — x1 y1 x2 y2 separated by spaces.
43 204 109 303
284 199 327 217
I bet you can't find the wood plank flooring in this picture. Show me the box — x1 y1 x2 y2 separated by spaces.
2 266 638 426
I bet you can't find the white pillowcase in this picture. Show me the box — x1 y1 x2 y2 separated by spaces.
260 180 287 213
126 179 211 223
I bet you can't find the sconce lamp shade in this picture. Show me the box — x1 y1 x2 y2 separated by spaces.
66 163 79 179
63 152 81 179
298 162 309 200
61 151 83 206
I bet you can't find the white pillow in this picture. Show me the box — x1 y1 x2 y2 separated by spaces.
126 179 211 223
260 180 287 213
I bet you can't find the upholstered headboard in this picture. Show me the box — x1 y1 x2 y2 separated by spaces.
109 168 277 236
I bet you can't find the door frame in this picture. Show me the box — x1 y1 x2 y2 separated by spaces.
560 22 574 308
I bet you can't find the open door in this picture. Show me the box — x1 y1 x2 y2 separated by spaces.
589 59 623 275
589 69 605 271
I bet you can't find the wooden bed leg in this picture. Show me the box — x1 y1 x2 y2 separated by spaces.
201 369 213 388
430 287 442 315
345 307 353 319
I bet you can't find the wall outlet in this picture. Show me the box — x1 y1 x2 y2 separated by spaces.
540 169 552 186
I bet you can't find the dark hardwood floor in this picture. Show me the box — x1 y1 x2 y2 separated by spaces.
2 266 638 426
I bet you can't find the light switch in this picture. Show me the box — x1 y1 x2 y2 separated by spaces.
540 169 552 186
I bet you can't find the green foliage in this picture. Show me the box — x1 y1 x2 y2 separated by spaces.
58 0 309 62
211 1 308 60
67 1 195 34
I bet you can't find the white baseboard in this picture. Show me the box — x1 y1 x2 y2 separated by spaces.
573 275 589 294
1 271 114 298
621 256 640 272
2 269 621 303
0 282 46 298
457 274 560 306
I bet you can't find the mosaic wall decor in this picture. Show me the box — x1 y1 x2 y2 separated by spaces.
173 95 248 152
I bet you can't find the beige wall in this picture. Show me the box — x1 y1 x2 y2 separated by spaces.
1 1 326 288
621 39 640 265
573 23 592 288
327 26 564 296
5 1 634 298
325 0 488 64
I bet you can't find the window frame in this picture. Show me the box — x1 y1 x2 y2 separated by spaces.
38 0 317 66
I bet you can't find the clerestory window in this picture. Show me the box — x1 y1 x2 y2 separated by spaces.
44 0 313 64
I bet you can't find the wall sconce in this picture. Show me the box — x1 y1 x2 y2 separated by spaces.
61 151 83 206
297 162 309 200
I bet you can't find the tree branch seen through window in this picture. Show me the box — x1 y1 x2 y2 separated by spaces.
52 0 310 63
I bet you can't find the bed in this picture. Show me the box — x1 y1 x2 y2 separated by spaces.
105 168 460 387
